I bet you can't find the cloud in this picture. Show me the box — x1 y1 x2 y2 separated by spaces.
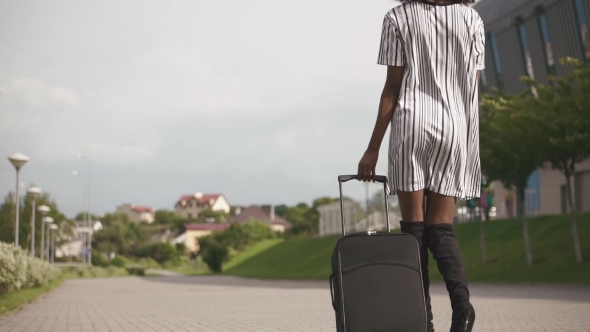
11 78 79 107
0 0 397 217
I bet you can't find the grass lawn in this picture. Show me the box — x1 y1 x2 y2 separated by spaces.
0 277 64 316
224 213 590 284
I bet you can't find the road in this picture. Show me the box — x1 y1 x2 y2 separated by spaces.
1 276 589 331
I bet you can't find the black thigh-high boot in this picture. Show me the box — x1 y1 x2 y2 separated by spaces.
425 223 475 332
400 221 435 332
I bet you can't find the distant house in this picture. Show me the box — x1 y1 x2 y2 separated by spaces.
177 223 231 254
115 204 155 224
230 204 292 233
55 220 103 259
174 192 230 219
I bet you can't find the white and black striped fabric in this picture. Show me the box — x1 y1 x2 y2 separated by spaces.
377 0 485 200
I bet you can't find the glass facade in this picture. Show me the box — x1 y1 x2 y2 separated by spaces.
526 170 542 216
488 32 504 89
574 0 590 60
517 23 538 96
537 14 556 74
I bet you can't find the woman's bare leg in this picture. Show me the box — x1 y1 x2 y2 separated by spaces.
397 189 426 221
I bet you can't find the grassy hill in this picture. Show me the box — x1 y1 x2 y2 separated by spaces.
224 213 590 284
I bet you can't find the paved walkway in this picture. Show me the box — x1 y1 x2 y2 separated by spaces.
1 276 589 331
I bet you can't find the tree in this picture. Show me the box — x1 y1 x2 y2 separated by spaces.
154 210 179 224
74 212 99 221
137 242 179 265
201 242 229 273
0 193 16 244
283 203 314 238
198 209 227 223
479 89 546 266
153 210 188 234
93 213 150 256
274 204 289 217
520 57 590 264
283 198 340 238
0 189 74 255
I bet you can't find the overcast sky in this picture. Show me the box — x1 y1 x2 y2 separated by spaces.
0 0 482 218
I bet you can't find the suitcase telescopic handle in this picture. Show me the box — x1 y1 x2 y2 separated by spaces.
338 175 387 183
337 174 391 236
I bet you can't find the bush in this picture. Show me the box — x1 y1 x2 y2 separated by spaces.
0 242 28 294
75 266 86 278
110 255 129 268
0 242 62 294
125 266 147 276
202 242 230 273
91 252 111 267
23 256 58 288
136 257 161 269
137 243 178 265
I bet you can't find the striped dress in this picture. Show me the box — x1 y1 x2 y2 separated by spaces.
377 1 485 200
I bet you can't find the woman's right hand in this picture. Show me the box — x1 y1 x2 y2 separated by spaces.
357 149 379 182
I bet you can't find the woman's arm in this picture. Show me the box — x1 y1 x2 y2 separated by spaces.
367 65 405 152
358 65 404 182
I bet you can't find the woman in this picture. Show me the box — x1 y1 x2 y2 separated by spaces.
357 0 484 331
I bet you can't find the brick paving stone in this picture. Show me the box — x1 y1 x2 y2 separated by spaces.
1 275 589 332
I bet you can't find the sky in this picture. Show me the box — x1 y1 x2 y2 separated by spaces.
0 0 482 219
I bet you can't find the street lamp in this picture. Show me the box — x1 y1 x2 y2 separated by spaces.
42 216 54 260
77 154 92 265
27 186 42 256
72 169 87 261
38 205 50 258
8 153 29 246
49 224 58 264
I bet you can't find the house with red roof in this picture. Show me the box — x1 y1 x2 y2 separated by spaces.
115 204 155 224
174 192 230 219
230 204 292 233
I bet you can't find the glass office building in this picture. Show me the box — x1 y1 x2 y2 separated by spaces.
473 0 590 217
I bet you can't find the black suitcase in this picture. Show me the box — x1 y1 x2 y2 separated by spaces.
329 175 427 332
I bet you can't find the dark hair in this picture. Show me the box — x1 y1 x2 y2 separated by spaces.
399 0 476 4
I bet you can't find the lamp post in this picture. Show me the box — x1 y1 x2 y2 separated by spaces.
42 216 53 260
72 169 87 263
8 153 29 246
37 205 50 258
50 224 58 264
77 154 92 265
27 186 42 256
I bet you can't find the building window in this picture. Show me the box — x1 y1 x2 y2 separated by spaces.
573 0 590 60
488 32 504 89
516 20 538 96
536 9 556 74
